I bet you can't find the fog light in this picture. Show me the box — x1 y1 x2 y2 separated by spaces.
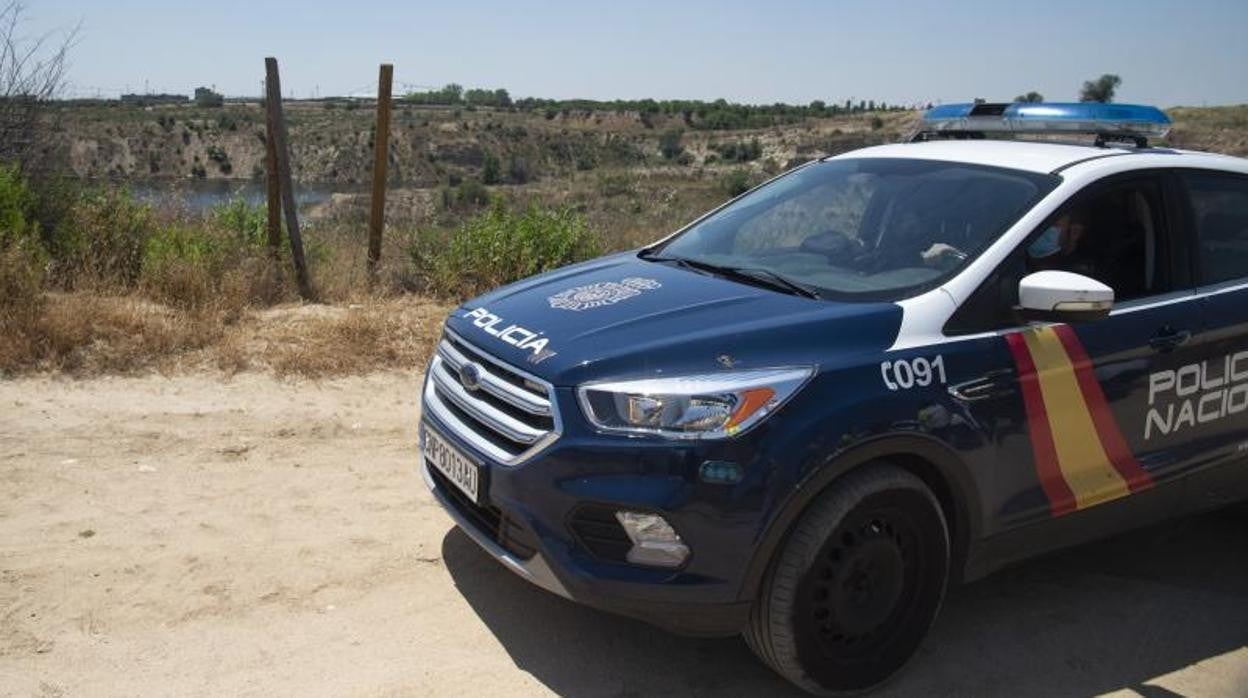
615 511 689 568
699 460 743 484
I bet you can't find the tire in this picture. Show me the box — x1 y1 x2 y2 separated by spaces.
745 463 950 695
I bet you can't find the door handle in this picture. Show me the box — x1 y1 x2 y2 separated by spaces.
948 369 1016 402
1148 328 1191 352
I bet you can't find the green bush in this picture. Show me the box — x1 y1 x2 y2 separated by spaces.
447 179 490 209
212 197 269 247
719 169 760 198
0 164 35 247
659 129 684 160
144 223 224 271
482 152 502 185
596 172 637 198
410 202 601 298
711 138 762 162
53 188 154 285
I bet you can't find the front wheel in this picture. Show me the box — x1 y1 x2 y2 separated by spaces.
746 463 950 695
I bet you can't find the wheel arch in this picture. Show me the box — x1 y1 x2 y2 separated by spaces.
740 432 984 602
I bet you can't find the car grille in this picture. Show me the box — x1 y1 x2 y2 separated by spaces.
423 329 560 465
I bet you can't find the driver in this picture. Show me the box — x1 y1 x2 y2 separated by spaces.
1026 208 1093 274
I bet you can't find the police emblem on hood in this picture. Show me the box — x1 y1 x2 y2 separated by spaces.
547 277 661 311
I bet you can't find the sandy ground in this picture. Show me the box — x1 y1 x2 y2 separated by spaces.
1 372 1246 698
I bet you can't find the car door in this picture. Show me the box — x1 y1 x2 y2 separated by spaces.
945 171 1207 538
1179 168 1248 508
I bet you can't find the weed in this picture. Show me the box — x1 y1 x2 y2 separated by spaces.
409 202 600 299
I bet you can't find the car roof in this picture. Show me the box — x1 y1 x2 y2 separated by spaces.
831 139 1248 176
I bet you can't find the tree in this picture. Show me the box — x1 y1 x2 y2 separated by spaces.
1079 74 1121 103
481 152 501 184
659 129 684 160
1014 91 1044 103
0 2 76 172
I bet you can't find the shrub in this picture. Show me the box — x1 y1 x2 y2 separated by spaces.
140 224 224 308
409 203 601 298
205 145 232 175
141 206 271 310
482 152 501 184
0 163 35 247
711 138 762 162
596 172 637 198
0 240 46 373
659 129 684 160
53 188 154 286
719 169 760 198
455 179 490 208
507 156 533 184
212 197 268 247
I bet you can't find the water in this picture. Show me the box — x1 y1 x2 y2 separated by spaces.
129 180 366 213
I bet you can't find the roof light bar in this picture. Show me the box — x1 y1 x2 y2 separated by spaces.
919 102 1171 145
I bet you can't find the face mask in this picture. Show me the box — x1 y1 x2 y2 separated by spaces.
1028 226 1061 259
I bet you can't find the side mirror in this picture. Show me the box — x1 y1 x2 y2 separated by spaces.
1016 270 1113 323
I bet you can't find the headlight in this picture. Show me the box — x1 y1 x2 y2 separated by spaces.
577 367 813 439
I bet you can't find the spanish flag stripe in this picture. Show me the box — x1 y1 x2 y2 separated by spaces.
1051 325 1155 493
1005 332 1077 516
1021 328 1131 509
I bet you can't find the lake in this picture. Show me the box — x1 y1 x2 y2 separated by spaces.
130 180 366 213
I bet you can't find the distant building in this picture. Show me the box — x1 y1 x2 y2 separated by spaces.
120 93 189 106
194 87 224 108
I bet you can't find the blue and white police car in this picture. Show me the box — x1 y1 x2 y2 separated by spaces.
419 102 1248 694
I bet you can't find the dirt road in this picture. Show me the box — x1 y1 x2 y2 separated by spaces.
1 372 1246 697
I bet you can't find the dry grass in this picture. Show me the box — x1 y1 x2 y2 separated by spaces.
0 290 452 379
242 299 451 378
2 293 224 375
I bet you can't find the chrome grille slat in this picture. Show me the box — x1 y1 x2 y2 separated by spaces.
423 332 561 466
436 341 552 416
422 380 517 463
430 359 542 445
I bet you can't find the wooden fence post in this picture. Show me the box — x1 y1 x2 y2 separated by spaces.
262 77 282 287
367 63 394 287
264 57 314 301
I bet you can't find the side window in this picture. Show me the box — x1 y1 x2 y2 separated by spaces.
1183 171 1248 285
947 175 1172 334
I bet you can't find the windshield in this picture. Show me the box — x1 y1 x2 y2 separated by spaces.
648 158 1059 301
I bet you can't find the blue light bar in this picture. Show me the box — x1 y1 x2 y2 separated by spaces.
922 102 1171 140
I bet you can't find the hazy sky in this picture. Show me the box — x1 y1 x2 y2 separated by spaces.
26 0 1248 107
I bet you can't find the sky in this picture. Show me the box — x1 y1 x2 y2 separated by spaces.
23 0 1248 107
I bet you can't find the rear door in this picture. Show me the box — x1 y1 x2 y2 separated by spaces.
1179 169 1248 508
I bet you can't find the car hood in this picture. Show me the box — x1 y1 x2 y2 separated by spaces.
443 252 904 386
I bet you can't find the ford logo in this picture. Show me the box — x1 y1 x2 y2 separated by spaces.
459 362 483 391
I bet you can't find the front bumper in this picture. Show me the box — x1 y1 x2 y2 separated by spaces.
421 454 570 599
418 420 756 637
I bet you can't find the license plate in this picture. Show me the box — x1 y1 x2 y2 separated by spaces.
422 423 481 503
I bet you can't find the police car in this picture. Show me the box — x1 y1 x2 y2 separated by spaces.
419 102 1248 694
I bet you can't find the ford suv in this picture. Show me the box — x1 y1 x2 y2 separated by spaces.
418 102 1248 694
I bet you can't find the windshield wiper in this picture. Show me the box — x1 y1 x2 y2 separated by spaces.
722 266 822 299
641 253 821 299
